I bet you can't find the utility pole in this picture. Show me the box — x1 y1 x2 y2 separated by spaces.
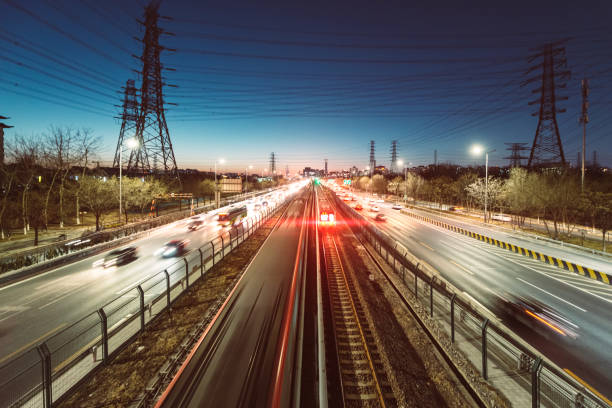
113 79 139 170
269 152 276 181
504 143 529 167
580 78 589 191
523 40 570 168
128 2 179 180
369 140 376 177
324 159 328 177
390 140 398 174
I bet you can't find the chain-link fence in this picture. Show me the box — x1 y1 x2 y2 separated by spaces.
0 198 282 408
333 193 609 408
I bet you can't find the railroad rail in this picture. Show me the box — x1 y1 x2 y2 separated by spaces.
321 230 396 408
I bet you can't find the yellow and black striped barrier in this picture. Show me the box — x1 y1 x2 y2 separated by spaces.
400 210 611 285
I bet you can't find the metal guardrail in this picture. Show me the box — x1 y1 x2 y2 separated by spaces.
332 193 610 408
0 198 285 408
0 189 276 276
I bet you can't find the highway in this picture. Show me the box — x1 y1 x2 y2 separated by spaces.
156 187 311 407
0 191 288 367
347 192 612 399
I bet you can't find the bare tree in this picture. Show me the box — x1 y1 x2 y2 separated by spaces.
465 177 505 222
0 167 15 239
73 129 99 225
7 135 42 234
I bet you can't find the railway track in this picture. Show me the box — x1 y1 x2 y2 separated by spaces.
321 231 396 408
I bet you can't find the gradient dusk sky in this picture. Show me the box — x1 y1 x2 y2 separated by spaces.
2 0 611 172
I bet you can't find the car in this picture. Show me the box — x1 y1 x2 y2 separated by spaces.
491 213 511 222
156 240 189 257
354 203 363 211
374 213 386 221
495 292 578 340
96 247 138 268
449 206 464 212
187 220 204 231
370 205 380 212
376 199 384 203
392 203 402 210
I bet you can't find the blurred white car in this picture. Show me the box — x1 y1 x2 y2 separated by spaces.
491 214 511 222
392 204 402 210
370 205 380 212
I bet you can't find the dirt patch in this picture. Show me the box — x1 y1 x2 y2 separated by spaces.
57 205 286 408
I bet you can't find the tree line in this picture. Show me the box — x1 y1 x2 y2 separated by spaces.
0 128 282 245
352 166 612 250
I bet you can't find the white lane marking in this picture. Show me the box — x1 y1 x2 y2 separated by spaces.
516 277 587 312
403 217 612 306
37 288 82 310
0 272 49 292
418 240 435 252
449 260 474 275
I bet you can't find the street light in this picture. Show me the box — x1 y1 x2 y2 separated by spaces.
119 138 139 223
470 145 496 223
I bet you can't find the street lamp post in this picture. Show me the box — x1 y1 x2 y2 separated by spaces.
397 160 405 203
245 165 253 193
471 145 496 223
119 138 139 223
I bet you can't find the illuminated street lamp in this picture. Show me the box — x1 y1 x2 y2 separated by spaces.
119 138 139 222
470 145 496 223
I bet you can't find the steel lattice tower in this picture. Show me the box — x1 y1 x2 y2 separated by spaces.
390 140 398 174
523 41 570 168
369 140 376 176
504 143 529 167
127 1 178 177
113 79 139 168
269 152 276 176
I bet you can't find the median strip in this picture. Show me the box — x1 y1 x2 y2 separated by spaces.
401 209 612 286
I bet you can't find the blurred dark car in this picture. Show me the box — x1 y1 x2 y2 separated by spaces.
156 240 189 258
495 292 578 340
101 247 138 268
354 203 363 211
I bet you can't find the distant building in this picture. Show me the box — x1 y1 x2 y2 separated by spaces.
219 178 242 193
374 165 387 174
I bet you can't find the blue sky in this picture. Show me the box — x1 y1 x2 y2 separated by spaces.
1 0 611 172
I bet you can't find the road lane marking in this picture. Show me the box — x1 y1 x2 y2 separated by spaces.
564 369 612 406
515 277 586 312
0 323 67 365
418 240 435 252
449 260 474 275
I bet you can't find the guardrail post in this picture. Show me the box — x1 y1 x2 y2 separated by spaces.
37 343 52 408
97 308 108 361
220 236 225 258
531 357 543 408
430 276 435 317
184 258 189 288
211 241 215 266
450 293 457 343
230 230 234 250
137 285 145 332
164 269 170 307
481 318 489 380
242 223 245 242
198 248 204 277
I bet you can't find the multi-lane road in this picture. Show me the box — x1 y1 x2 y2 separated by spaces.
0 191 287 367
349 191 612 399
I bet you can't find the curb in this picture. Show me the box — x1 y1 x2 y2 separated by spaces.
400 209 612 286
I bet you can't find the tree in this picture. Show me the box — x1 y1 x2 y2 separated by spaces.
584 191 612 251
7 135 42 234
0 167 15 239
450 172 478 207
387 176 403 196
405 172 424 201
465 177 505 222
79 176 116 231
357 176 370 191
371 174 387 194
531 171 580 239
504 168 535 226
198 179 216 196
122 177 169 222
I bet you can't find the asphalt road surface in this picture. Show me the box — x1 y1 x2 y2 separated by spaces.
0 193 286 366
158 190 309 407
350 194 612 400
